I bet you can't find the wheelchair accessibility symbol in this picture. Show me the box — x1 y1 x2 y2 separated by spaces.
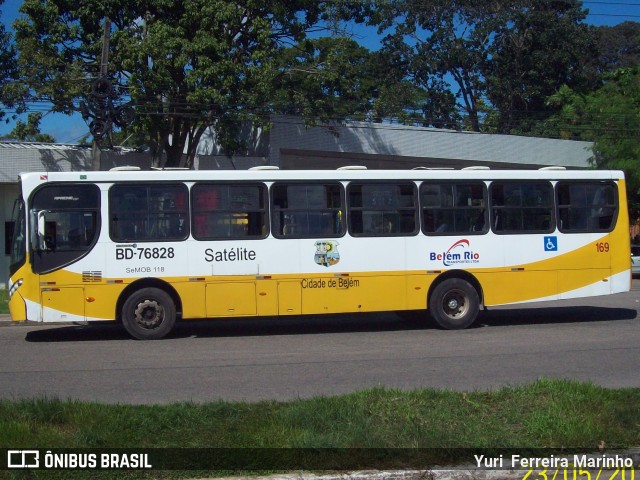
544 236 558 251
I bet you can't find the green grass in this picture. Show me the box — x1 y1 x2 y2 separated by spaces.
0 288 8 314
0 378 638 479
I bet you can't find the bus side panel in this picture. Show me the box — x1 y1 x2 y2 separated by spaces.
206 282 257 317
174 282 206 319
41 286 85 322
557 234 612 299
609 180 632 293
479 270 558 306
83 283 127 321
257 279 278 316
278 281 301 315
406 274 431 310
480 234 617 306
300 274 406 314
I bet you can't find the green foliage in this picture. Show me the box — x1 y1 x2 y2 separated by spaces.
375 0 596 133
6 0 640 190
14 0 385 167
0 0 27 124
593 21 640 74
0 379 638 480
13 0 94 116
539 68 640 220
485 0 596 134
588 69 640 220
272 36 422 125
0 112 56 142
375 0 491 131
0 288 7 314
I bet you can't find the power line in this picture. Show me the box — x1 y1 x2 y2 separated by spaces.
588 13 640 17
583 1 640 5
5 103 638 144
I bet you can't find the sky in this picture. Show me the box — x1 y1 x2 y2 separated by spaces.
1 0 639 144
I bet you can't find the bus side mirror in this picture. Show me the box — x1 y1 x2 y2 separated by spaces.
30 210 47 251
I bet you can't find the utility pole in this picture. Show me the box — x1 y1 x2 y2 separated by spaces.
92 17 111 171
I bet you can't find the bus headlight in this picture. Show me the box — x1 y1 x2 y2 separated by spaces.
8 278 23 299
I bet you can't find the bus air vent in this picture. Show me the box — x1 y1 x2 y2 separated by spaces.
82 271 103 282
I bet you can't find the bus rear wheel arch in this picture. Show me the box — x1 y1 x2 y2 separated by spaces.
121 287 177 340
428 276 481 330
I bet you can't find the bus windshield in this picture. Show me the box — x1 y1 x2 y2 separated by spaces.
30 183 101 274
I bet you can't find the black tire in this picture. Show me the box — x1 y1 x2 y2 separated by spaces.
429 278 479 330
121 288 176 340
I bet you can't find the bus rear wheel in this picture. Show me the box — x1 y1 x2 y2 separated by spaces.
121 288 176 340
429 278 479 330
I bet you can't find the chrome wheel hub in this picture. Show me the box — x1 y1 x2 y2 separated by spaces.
134 300 164 329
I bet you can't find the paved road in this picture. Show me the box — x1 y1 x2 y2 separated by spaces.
1 280 638 404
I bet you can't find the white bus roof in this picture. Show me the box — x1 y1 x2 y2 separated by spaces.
17 168 624 191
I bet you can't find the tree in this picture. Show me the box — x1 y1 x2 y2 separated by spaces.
272 36 422 124
374 0 595 133
14 0 344 168
374 0 491 131
0 112 56 142
0 0 27 124
592 21 640 75
587 69 640 222
486 0 596 134
540 68 640 220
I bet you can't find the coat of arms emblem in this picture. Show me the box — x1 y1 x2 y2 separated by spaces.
314 241 340 267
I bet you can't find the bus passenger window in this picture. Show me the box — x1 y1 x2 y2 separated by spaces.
556 182 617 233
271 183 344 239
490 181 553 234
191 183 267 240
420 182 487 235
110 183 189 242
348 182 417 237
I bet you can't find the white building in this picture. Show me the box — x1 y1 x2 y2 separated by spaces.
195 115 594 170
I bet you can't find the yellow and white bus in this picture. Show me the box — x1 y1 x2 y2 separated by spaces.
7 167 632 339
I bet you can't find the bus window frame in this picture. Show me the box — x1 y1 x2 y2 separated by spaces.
270 181 346 239
347 181 419 237
191 181 269 240
489 180 556 235
420 180 488 236
555 180 618 234
109 182 190 243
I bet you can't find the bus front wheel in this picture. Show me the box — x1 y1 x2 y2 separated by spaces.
121 288 176 340
429 278 479 330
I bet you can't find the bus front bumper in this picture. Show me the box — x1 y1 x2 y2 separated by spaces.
7 278 26 321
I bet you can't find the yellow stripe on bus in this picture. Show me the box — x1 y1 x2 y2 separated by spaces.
13 235 630 322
